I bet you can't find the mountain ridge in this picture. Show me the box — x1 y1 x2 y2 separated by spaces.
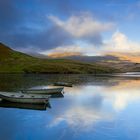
0 43 118 74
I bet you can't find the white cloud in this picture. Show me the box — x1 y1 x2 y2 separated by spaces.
48 13 114 38
104 31 140 53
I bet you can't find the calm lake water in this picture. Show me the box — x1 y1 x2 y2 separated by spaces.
0 74 140 140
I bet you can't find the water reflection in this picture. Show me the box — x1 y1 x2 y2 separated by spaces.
0 74 136 91
47 79 140 136
49 86 114 131
0 74 140 140
103 80 140 111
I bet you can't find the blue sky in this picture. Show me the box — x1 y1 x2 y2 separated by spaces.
1 0 140 56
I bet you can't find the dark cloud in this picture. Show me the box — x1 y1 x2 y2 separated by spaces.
81 34 103 46
4 25 73 52
0 0 46 50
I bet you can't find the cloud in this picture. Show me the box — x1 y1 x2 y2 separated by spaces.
41 30 140 61
48 13 114 45
102 31 140 62
0 0 48 50
0 0 140 56
0 0 114 53
38 13 114 56
0 0 115 54
104 31 140 53
40 43 102 57
43 44 83 58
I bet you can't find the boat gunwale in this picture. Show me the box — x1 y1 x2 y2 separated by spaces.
23 87 63 90
21 87 64 92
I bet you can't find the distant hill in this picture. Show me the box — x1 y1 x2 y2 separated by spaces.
57 55 120 63
0 43 118 74
47 53 140 72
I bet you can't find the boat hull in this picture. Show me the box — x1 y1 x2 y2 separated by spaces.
0 100 50 110
2 97 48 104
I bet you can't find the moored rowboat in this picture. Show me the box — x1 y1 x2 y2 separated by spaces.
21 87 64 94
0 92 50 104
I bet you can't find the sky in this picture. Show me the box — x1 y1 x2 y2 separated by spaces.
1 0 140 57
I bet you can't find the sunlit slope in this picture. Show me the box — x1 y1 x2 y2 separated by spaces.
0 43 117 73
106 52 140 63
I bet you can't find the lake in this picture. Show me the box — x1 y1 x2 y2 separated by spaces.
0 74 140 140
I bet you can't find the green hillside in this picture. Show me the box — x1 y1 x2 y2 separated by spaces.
0 43 118 74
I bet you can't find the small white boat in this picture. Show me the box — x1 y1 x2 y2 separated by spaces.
21 87 64 94
0 92 50 104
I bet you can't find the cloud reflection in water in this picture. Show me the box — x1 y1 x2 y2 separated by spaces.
48 80 140 132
